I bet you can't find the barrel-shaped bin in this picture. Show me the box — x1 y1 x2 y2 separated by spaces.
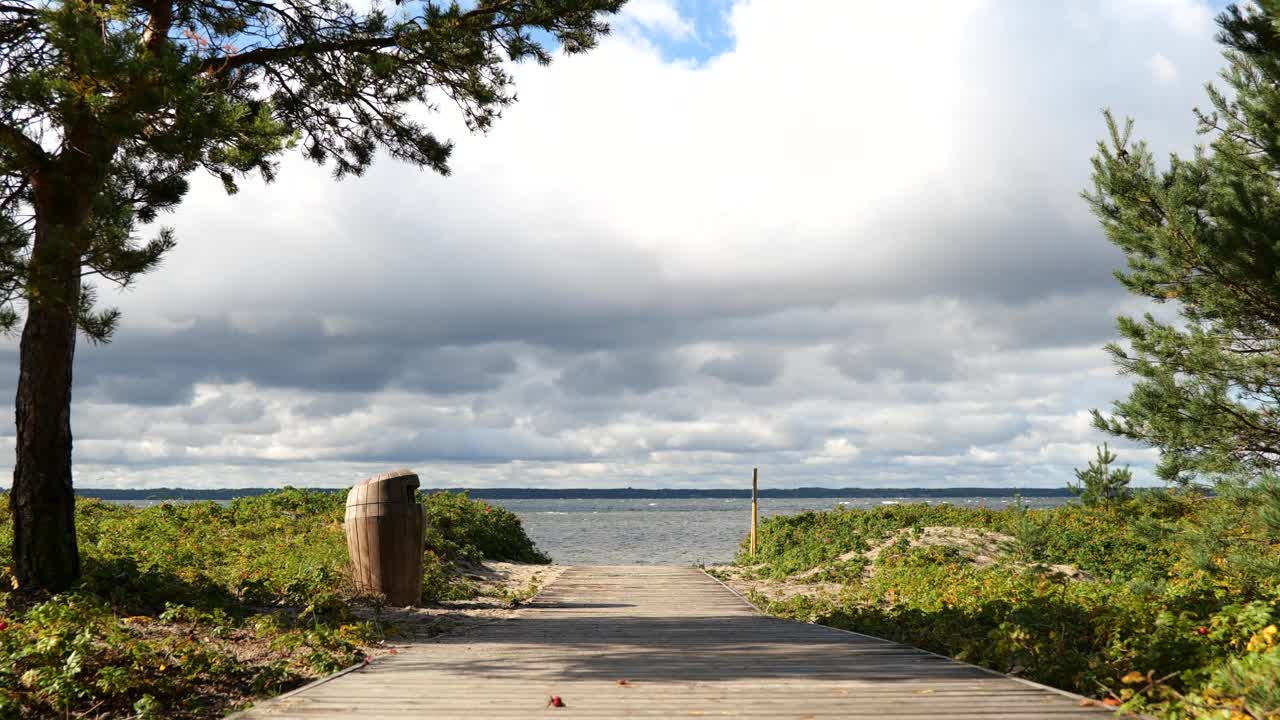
344 469 426 606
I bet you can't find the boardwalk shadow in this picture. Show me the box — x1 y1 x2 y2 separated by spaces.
525 601 635 609
378 614 992 683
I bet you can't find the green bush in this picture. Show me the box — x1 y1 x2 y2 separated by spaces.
740 503 1007 578
0 487 549 718
741 489 1280 719
425 492 551 564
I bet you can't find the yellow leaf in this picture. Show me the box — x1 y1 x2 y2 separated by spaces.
1246 624 1278 653
1120 671 1147 684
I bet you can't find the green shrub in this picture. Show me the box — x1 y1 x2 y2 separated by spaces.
1069 443 1134 507
806 557 868 583
425 491 550 564
740 503 1006 578
0 487 549 718
740 488 1280 719
1006 497 1048 563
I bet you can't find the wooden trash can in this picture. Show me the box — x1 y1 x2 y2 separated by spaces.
345 469 426 606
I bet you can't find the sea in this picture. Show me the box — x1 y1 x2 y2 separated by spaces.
108 495 1069 566
455 496 1067 565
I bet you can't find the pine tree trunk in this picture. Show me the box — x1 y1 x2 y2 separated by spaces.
11 174 87 592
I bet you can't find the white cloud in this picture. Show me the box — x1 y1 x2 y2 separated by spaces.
2 0 1232 490
1101 0 1213 35
1149 52 1178 84
620 0 695 40
803 438 862 465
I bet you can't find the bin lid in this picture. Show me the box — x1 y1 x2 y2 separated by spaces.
347 469 420 507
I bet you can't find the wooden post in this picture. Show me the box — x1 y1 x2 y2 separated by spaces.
750 467 758 557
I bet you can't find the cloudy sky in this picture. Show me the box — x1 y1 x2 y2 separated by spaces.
2 0 1235 489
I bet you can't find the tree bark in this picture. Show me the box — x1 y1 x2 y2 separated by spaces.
11 172 87 592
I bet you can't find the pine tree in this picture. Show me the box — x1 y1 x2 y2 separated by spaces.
1183 474 1280 592
1084 1 1280 487
1069 443 1133 507
0 0 624 591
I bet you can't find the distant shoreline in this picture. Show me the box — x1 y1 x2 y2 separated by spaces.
74 486 1077 501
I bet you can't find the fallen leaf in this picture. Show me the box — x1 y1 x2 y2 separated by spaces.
547 696 566 708
1121 671 1147 684
1102 698 1122 707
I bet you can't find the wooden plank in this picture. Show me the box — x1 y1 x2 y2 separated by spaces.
234 566 1113 719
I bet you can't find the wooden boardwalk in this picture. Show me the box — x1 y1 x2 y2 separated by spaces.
239 566 1111 718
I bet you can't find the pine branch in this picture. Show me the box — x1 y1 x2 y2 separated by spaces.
140 0 172 54
198 0 519 76
0 119 46 166
204 33 400 75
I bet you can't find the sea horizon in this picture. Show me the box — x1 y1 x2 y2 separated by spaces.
71 485 1081 500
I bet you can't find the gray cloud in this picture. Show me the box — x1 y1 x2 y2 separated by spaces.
556 351 683 397
700 350 784 386
828 345 959 384
0 0 1223 489
66 318 524 404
